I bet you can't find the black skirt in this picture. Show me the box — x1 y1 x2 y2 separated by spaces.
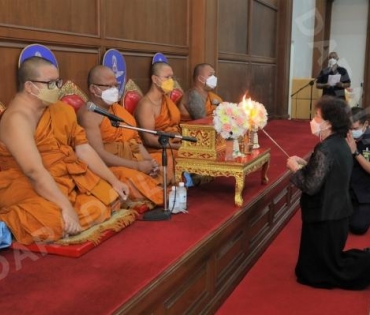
295 217 370 290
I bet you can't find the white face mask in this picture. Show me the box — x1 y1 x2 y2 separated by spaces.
352 128 364 139
310 119 321 137
205 75 218 89
328 58 337 67
100 87 119 105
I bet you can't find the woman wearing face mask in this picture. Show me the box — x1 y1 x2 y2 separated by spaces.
287 96 370 290
316 51 351 100
346 107 370 235
179 63 223 121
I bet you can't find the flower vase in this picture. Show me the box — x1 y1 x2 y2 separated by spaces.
238 135 245 155
232 138 241 157
225 139 234 161
249 127 260 149
244 133 253 154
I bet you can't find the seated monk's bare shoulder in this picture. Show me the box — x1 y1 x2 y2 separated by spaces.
135 95 158 128
134 95 163 148
77 103 104 133
0 96 44 155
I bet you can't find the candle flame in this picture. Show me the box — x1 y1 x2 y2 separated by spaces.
241 95 253 112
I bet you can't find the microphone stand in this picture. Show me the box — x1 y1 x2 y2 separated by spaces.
291 79 315 119
110 120 196 221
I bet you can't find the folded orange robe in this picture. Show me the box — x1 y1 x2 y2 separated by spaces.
0 102 119 245
205 91 223 116
148 95 181 183
100 104 163 205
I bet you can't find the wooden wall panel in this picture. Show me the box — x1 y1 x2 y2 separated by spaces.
54 49 100 94
258 0 278 8
0 0 293 118
0 45 21 105
0 0 98 36
218 61 275 113
218 0 249 54
104 0 189 47
217 61 251 103
248 63 276 114
250 1 277 58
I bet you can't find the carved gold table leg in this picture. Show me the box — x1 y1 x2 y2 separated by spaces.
234 174 245 207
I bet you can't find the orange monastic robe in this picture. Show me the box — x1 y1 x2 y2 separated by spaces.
0 102 119 245
100 104 163 205
205 91 223 116
149 95 181 183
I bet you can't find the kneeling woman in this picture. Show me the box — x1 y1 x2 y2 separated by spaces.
287 96 370 290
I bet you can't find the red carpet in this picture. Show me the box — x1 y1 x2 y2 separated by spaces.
216 210 370 315
0 120 318 314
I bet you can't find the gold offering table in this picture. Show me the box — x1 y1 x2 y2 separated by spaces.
177 117 270 206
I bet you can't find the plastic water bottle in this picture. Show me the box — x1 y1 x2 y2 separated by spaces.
168 186 179 212
177 182 187 212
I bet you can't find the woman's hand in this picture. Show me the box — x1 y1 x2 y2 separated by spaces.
287 156 303 173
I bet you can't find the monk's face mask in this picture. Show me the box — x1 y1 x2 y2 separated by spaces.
30 82 60 105
98 87 119 105
159 78 174 94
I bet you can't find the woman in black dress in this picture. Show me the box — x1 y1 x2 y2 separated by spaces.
287 96 370 290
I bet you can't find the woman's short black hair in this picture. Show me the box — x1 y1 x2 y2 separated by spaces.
315 96 351 137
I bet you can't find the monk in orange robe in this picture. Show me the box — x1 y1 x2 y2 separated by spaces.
179 63 223 121
77 65 163 208
0 57 129 245
135 62 182 184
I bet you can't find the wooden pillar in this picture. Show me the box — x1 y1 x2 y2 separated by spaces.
312 0 333 77
189 0 219 85
363 0 370 108
275 0 293 118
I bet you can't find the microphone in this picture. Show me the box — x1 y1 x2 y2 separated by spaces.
156 131 197 143
87 102 124 122
211 99 221 106
177 135 197 143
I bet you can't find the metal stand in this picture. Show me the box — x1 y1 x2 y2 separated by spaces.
110 120 197 221
291 79 315 119
142 135 171 221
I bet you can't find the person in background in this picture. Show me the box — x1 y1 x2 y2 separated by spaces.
346 106 370 234
134 62 181 184
179 63 222 121
0 57 129 245
287 96 370 290
316 51 351 100
77 65 163 210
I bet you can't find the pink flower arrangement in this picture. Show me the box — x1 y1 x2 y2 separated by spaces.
213 102 250 139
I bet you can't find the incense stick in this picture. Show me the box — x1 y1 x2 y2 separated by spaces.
261 128 290 158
